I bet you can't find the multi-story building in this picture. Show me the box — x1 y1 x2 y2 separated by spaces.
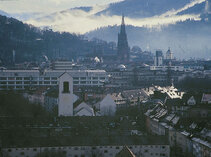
0 69 108 90
2 143 170 157
108 66 186 87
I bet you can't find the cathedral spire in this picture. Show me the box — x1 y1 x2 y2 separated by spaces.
117 14 130 63
120 14 126 34
121 14 125 25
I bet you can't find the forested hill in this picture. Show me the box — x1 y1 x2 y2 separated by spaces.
0 15 115 65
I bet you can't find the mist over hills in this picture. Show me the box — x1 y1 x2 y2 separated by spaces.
85 0 211 59
86 15 211 59
0 10 10 17
97 0 191 17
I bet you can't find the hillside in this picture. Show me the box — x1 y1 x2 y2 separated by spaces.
0 15 115 65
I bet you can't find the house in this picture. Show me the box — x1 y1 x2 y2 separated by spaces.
187 96 196 105
201 94 211 104
111 93 127 108
99 94 117 116
121 89 150 105
165 98 190 117
74 102 95 116
145 104 169 135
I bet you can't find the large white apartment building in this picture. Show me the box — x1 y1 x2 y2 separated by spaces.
0 69 108 90
2 144 170 157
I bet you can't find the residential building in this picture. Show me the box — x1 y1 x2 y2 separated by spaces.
99 94 117 116
74 102 95 116
2 138 170 157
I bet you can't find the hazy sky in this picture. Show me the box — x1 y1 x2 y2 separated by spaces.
0 0 123 13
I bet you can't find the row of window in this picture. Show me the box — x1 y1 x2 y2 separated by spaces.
0 77 58 81
7 151 167 157
0 81 101 85
73 81 100 84
7 145 167 152
0 77 106 81
73 77 105 80
0 81 58 85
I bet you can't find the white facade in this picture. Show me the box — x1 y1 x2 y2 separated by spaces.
0 69 108 90
100 94 117 116
58 73 74 116
150 66 185 72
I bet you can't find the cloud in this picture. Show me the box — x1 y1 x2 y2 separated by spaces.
161 0 206 17
0 0 123 13
26 3 201 34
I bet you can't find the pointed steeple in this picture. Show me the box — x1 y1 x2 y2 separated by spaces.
117 14 130 63
121 14 125 25
120 14 126 34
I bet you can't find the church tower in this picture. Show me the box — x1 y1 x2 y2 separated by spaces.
117 15 130 63
205 0 211 14
58 72 74 116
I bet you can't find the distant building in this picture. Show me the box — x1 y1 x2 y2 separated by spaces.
205 0 211 14
154 50 163 66
150 66 185 72
166 48 173 60
117 15 130 63
51 61 74 70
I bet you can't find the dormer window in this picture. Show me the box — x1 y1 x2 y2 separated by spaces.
63 81 70 93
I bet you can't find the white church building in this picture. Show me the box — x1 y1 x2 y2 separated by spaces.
58 72 95 117
58 73 117 117
58 73 74 116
